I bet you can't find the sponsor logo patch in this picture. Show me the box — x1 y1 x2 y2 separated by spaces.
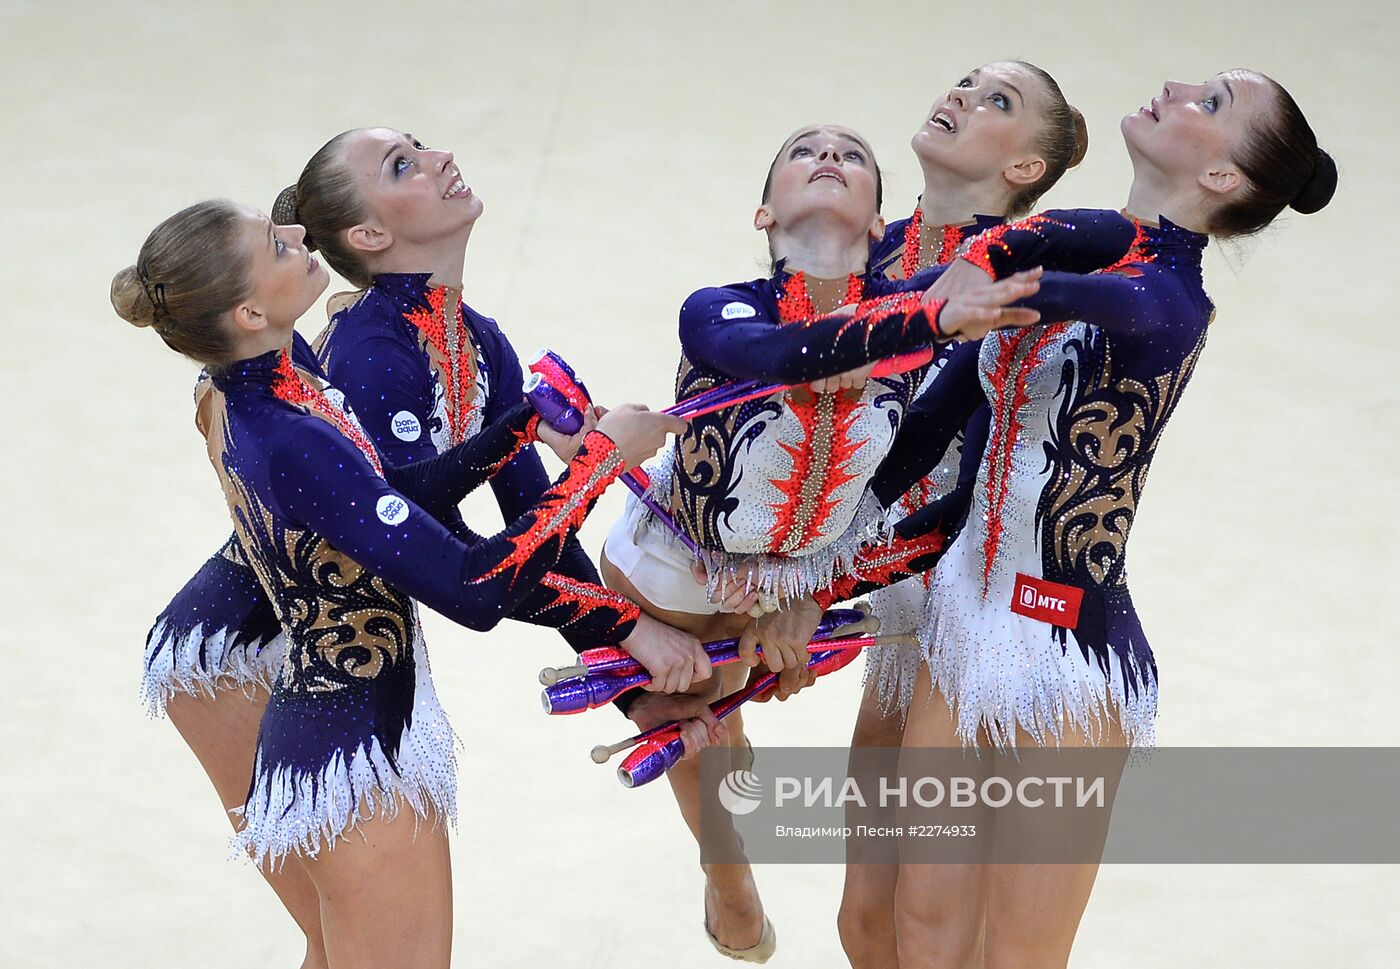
391 410 422 441
1010 573 1083 628
376 493 410 526
721 301 758 320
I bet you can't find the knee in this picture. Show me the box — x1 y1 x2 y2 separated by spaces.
893 880 980 968
837 890 894 964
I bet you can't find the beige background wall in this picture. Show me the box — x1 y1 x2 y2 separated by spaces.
2 1 1396 965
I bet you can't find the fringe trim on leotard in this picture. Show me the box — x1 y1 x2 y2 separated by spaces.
140 619 285 717
231 687 459 869
918 578 1158 750
861 576 931 720
862 638 922 722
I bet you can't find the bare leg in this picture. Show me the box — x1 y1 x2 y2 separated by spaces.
893 665 987 969
837 678 905 968
601 552 767 951
300 811 453 969
980 717 1128 969
167 687 329 969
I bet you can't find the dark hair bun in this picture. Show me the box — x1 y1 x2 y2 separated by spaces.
272 183 320 252
1067 106 1089 169
1290 147 1336 215
272 185 300 226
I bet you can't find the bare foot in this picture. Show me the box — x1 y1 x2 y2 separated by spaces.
703 863 765 950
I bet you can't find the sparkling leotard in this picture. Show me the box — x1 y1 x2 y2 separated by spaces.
837 208 1213 746
315 273 641 659
205 344 625 863
626 264 951 603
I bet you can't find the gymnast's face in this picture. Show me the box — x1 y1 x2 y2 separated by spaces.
231 207 329 336
911 63 1046 190
1121 71 1269 199
340 128 483 250
756 125 882 242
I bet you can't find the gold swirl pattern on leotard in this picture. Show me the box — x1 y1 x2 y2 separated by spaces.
1035 327 1209 588
206 387 413 696
273 528 412 691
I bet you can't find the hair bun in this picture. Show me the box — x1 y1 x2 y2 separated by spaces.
110 265 158 329
272 183 320 252
272 184 300 226
1290 147 1337 215
1067 105 1089 169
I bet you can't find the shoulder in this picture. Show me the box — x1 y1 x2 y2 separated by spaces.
462 301 501 337
869 215 912 275
319 316 423 386
266 407 364 468
462 302 518 362
681 280 774 322
1037 207 1136 240
881 215 913 241
323 287 414 346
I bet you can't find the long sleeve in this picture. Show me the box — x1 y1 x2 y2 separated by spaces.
468 313 631 680
384 401 541 522
269 421 625 633
1008 266 1203 338
474 319 603 593
959 208 1140 279
679 286 947 384
870 340 986 507
443 518 641 648
895 404 988 543
814 525 954 609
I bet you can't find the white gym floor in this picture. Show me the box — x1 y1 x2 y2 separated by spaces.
4 1 1396 965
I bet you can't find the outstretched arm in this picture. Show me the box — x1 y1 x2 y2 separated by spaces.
384 401 542 521
476 324 607 609
958 208 1141 279
681 271 1042 385
271 420 625 633
679 286 948 384
1009 265 1205 338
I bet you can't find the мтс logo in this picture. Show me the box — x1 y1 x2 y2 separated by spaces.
717 769 764 816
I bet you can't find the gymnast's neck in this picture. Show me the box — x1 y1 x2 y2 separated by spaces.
918 168 1011 228
768 214 871 279
367 224 475 292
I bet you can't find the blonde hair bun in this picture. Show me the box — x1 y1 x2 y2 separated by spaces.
110 265 158 329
